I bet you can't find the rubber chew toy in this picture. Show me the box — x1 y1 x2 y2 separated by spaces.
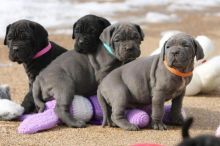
18 95 93 134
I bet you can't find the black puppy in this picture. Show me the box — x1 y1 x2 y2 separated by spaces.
4 19 67 113
73 14 110 54
178 118 220 146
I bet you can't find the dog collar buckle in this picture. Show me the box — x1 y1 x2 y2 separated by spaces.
33 42 52 59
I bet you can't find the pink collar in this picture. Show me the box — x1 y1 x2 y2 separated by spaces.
33 42 52 59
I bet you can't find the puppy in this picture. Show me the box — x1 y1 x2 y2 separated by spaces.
178 118 220 146
32 17 143 128
76 22 144 82
4 20 67 113
98 33 204 130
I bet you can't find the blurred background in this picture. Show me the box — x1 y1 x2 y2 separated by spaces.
0 0 220 53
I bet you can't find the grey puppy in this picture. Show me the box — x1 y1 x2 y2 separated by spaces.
32 20 143 127
98 33 204 131
77 22 144 82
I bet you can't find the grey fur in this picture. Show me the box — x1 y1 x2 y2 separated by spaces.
98 33 204 131
32 20 143 127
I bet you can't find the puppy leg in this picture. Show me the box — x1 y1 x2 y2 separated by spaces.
111 87 139 131
152 91 167 130
97 87 113 127
54 84 86 128
170 91 185 126
32 80 45 113
21 90 36 114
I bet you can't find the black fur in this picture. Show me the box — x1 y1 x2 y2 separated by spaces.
4 19 67 113
178 117 220 146
72 14 110 54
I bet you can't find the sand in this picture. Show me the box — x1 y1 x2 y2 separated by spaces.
0 8 220 146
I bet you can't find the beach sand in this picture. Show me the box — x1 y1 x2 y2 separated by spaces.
0 8 220 146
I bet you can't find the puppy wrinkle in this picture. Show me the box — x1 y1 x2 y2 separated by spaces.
182 117 193 139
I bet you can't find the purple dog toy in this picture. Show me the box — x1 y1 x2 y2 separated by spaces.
18 95 93 134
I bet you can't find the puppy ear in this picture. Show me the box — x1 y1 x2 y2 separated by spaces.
160 41 167 61
72 22 77 39
194 39 204 60
99 24 115 46
30 22 48 48
134 24 145 41
4 24 11 45
97 17 111 30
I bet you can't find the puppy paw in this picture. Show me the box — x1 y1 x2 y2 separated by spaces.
151 120 167 130
125 124 140 131
37 104 45 113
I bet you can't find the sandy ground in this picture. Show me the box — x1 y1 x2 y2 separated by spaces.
0 8 220 146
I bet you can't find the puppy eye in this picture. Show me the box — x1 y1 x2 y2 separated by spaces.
183 44 190 48
166 45 170 49
114 38 120 42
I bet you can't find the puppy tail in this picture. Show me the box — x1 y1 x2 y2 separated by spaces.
182 117 193 139
97 87 108 127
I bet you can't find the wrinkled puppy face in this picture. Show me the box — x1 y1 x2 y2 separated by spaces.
164 33 204 69
72 14 110 53
100 23 144 62
4 20 48 64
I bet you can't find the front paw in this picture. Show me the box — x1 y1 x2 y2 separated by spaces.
170 114 184 126
37 104 45 113
151 120 167 130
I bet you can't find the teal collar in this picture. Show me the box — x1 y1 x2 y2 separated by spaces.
103 43 115 56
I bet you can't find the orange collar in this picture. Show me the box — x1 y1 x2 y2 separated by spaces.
163 59 192 78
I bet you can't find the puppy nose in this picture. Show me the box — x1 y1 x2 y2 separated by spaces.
171 50 180 56
126 47 135 51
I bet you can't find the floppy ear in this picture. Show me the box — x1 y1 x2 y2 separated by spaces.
99 24 116 46
4 24 11 45
134 24 145 41
72 22 77 39
193 39 204 60
97 17 111 30
30 22 48 48
160 41 167 61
